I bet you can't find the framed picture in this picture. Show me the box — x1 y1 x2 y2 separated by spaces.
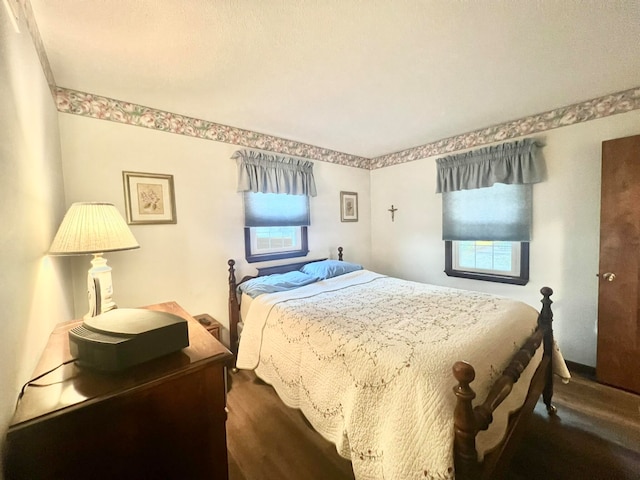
123 171 177 225
340 191 358 222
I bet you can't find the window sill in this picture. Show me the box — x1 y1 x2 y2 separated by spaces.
444 268 529 285
245 249 310 264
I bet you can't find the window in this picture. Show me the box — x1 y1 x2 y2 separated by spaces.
436 138 544 285
445 240 530 285
246 226 307 260
243 192 309 263
442 183 531 285
233 149 317 263
250 227 299 253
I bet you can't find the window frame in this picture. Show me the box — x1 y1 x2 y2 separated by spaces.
244 226 309 263
444 240 530 285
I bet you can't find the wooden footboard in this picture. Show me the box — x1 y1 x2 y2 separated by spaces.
453 287 556 480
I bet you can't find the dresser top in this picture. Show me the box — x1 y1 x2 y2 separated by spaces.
11 301 232 427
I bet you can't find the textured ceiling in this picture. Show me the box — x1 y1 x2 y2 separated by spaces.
29 0 640 158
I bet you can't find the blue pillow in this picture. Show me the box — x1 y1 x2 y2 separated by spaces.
238 271 319 298
300 259 362 280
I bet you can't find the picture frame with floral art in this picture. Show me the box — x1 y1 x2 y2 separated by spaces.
340 191 358 222
123 171 177 225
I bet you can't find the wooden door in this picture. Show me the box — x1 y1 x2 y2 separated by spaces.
597 134 640 394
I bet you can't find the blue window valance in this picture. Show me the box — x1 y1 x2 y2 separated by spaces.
436 138 544 193
232 149 317 197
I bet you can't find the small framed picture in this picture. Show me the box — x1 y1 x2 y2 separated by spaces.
123 171 177 225
340 191 358 222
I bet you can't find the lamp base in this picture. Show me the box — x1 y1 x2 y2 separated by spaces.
85 253 117 319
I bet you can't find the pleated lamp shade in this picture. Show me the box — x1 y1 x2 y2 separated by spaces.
49 202 139 255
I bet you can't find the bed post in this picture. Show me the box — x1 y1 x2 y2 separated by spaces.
452 361 480 480
538 286 557 414
338 246 343 261
453 287 557 479
228 259 240 368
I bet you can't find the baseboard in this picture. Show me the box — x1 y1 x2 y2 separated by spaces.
565 360 596 380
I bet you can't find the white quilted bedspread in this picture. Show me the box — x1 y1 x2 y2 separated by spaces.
237 270 544 480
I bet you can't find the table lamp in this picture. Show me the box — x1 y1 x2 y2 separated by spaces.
49 202 140 319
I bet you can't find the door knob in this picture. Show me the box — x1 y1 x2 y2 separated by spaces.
602 272 616 282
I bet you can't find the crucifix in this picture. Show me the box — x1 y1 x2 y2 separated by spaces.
388 204 398 222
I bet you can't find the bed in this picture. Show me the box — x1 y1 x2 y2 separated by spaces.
227 248 566 480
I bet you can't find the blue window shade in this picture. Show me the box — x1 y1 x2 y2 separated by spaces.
442 183 532 241
244 192 310 227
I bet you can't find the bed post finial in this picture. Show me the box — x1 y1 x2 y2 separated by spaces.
452 361 479 479
539 287 553 329
228 259 236 280
338 246 343 261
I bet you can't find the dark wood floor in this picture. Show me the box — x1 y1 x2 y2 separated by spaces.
226 369 640 480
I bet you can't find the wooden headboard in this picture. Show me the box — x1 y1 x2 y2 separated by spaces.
227 246 344 361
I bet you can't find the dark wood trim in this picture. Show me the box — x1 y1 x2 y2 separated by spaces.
444 241 530 286
565 360 596 380
244 227 309 263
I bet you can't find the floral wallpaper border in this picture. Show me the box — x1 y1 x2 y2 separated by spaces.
370 86 640 169
57 86 640 170
55 87 371 169
16 0 56 98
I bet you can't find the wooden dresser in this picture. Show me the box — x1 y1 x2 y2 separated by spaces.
3 302 232 480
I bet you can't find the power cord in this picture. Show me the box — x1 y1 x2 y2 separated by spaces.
15 357 78 411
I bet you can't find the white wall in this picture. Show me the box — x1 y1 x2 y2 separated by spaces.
58 114 371 344
0 6 73 470
59 107 640 366
371 110 640 367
